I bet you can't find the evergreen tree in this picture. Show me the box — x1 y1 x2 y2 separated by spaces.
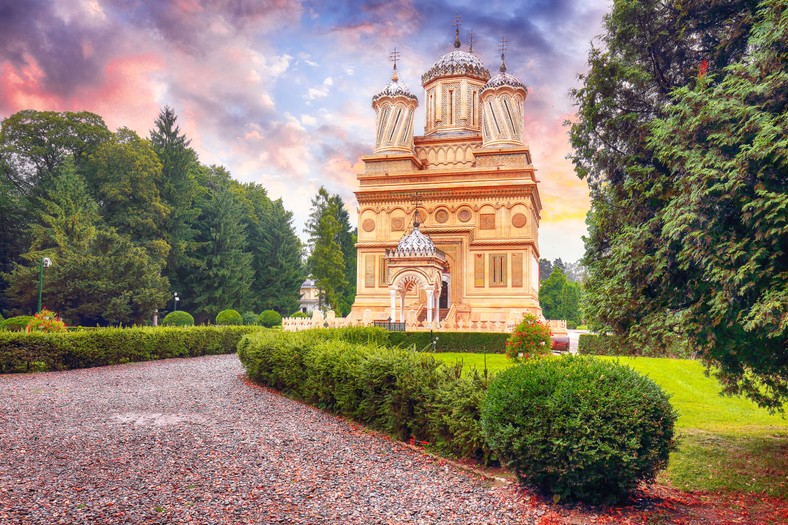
538 258 553 282
3 161 168 324
85 128 170 261
185 166 253 322
646 0 787 409
571 0 785 408
255 198 305 315
149 106 200 295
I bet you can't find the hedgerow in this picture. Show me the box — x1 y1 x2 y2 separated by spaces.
237 328 492 461
0 326 261 373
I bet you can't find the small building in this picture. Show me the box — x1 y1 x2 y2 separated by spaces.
298 278 320 314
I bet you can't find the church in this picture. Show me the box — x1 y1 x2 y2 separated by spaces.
348 27 544 329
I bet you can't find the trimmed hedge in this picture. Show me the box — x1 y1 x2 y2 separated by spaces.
161 311 195 327
0 326 262 373
257 310 283 328
388 331 508 353
2 316 35 332
237 328 492 461
216 309 243 325
481 356 677 504
578 333 693 358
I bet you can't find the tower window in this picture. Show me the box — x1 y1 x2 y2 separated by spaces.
448 90 454 125
472 91 477 126
390 108 402 141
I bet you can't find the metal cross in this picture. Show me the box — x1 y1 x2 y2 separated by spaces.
467 30 476 52
389 47 400 69
453 14 462 32
499 36 508 57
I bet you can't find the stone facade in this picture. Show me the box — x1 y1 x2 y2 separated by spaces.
348 33 544 328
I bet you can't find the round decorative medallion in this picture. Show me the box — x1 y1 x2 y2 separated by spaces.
512 213 527 228
391 217 405 231
362 218 376 232
435 209 449 223
458 209 472 222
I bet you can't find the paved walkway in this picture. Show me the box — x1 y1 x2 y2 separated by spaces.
0 355 534 524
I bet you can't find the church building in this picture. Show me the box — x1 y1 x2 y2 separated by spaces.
348 28 543 328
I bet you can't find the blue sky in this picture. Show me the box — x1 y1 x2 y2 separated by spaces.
0 0 611 262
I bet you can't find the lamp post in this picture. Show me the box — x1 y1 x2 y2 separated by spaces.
37 257 52 314
173 292 180 312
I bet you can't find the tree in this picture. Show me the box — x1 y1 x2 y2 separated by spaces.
646 0 787 409
185 166 254 322
86 128 170 255
538 258 553 282
570 0 785 408
0 110 110 193
305 187 355 315
254 198 305 315
3 162 168 325
309 211 347 313
539 267 582 325
149 106 200 295
0 173 32 314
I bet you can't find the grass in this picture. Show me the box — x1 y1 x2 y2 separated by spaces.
428 352 788 499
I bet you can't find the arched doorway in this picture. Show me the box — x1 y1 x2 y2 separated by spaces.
439 277 449 309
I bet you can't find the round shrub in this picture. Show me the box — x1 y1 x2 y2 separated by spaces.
290 311 309 319
2 315 35 332
481 356 677 504
505 313 552 361
216 309 243 325
257 309 283 328
241 311 259 325
161 311 194 327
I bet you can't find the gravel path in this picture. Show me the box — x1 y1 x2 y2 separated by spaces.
0 354 535 524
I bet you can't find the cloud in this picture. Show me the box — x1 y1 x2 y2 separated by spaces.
304 76 334 101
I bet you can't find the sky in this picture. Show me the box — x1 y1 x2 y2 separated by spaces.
0 0 611 263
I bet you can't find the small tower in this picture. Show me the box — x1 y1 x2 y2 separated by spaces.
372 48 418 153
480 38 527 148
421 17 490 136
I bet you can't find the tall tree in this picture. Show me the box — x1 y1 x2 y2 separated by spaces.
305 187 355 315
3 161 168 324
646 0 787 409
538 258 553 282
539 267 583 325
570 0 786 408
85 128 170 260
0 110 110 193
149 106 200 294
247 191 304 315
184 166 253 322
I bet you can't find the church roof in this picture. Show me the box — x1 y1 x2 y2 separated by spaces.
397 224 436 253
422 49 490 85
372 75 417 103
481 53 525 93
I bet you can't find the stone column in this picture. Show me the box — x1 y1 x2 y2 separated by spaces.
390 289 396 322
426 289 434 324
434 290 440 324
400 293 406 323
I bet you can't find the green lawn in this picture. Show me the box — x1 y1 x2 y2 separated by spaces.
428 352 788 498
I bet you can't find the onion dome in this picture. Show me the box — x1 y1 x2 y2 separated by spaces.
482 55 526 93
394 210 440 256
421 27 490 85
373 64 417 103
397 225 436 253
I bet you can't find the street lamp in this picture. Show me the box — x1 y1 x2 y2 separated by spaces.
37 257 52 314
173 292 180 312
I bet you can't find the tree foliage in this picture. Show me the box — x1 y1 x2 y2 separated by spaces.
305 187 355 315
1 107 306 328
571 0 785 408
539 267 582 325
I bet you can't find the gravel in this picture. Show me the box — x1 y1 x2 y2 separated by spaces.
0 354 535 524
